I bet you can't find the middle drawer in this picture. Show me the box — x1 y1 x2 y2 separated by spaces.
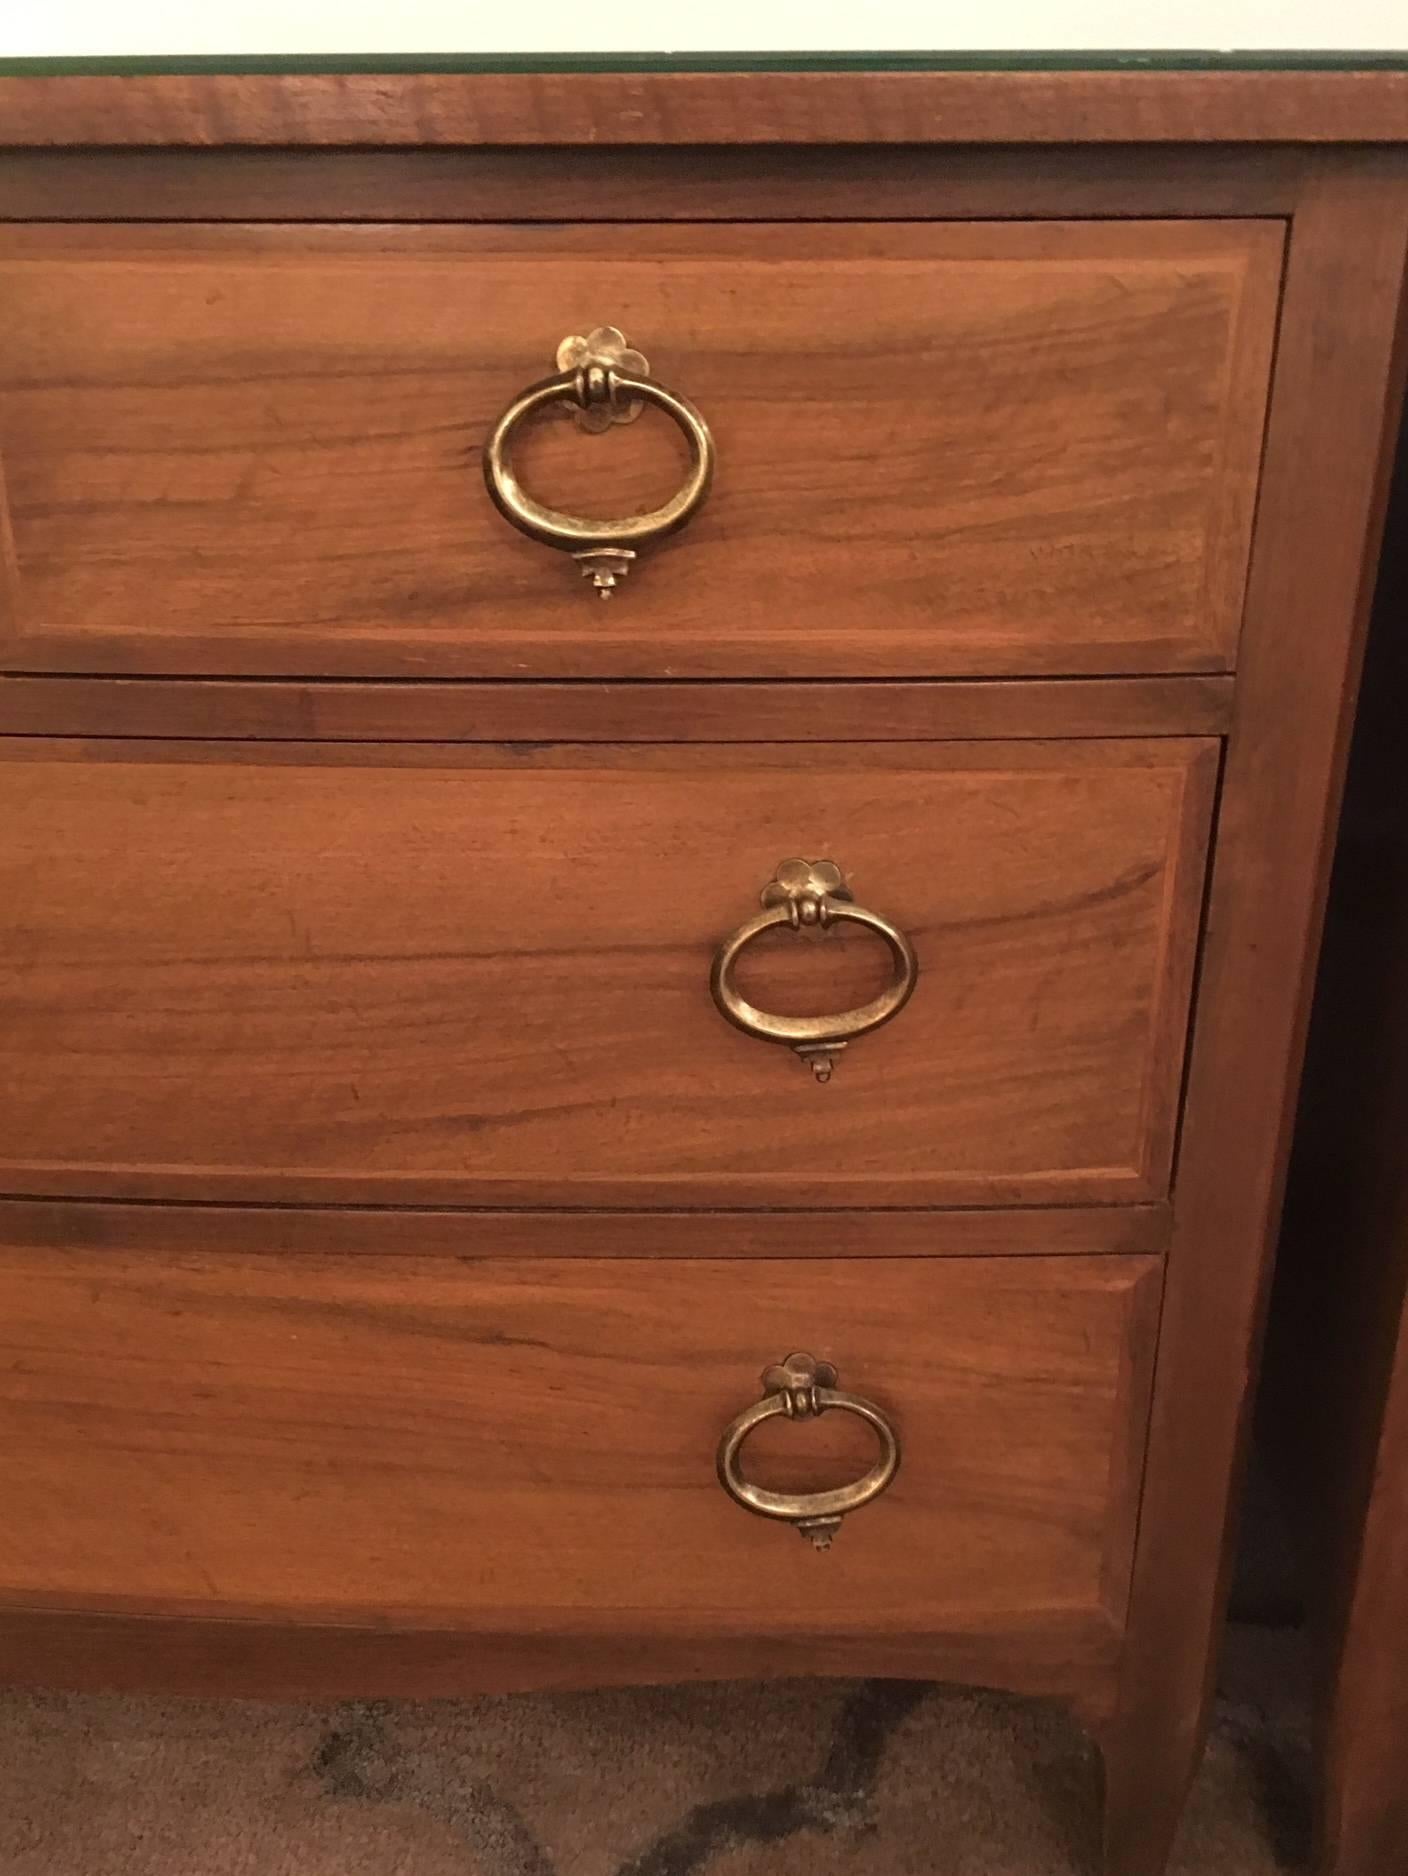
0 736 1216 1209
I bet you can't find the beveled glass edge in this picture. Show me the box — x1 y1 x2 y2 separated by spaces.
3 51 1408 77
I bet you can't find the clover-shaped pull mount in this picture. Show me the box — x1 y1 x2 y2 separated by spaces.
555 327 651 433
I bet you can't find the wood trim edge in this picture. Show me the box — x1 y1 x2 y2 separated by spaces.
0 1199 1172 1260
0 71 1406 148
0 677 1237 742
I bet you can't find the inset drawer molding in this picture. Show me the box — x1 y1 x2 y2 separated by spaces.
0 222 1280 680
0 737 1216 1209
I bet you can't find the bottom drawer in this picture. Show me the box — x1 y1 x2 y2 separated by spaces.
0 1245 1159 1655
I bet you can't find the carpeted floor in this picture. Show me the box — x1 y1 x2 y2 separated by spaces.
0 1624 1313 1875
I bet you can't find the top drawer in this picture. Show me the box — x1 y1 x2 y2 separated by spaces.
0 221 1280 681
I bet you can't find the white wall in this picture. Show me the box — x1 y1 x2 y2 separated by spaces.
4 0 1407 57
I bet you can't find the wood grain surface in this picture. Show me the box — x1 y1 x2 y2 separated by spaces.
0 146 1307 225
0 221 1281 679
0 1197 1172 1262
0 675 1236 742
0 69 1405 148
0 737 1217 1208
0 88 1399 1876
0 1600 1125 1703
1098 154 1408 1876
0 1248 1160 1645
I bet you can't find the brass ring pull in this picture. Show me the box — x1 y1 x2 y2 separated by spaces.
716 1352 900 1552
710 859 918 1082
483 326 715 598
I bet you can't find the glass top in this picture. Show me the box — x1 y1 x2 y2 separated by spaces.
4 0 1406 66
5 51 1408 73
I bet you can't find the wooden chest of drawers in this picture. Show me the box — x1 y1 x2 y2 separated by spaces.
1 66 1406 1876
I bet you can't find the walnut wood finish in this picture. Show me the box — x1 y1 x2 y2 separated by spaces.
1263 413 1408 1876
0 737 1215 1208
2 79 1408 1876
0 675 1236 741
0 147 1307 224
1 68 1406 147
0 1197 1171 1261
0 222 1280 680
1099 156 1408 1876
0 1247 1159 1662
0 1604 1124 1708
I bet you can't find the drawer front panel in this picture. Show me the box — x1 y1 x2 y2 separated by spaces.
0 1248 1159 1634
0 738 1217 1208
0 221 1279 679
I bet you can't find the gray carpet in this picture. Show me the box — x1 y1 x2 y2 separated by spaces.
0 1625 1313 1875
